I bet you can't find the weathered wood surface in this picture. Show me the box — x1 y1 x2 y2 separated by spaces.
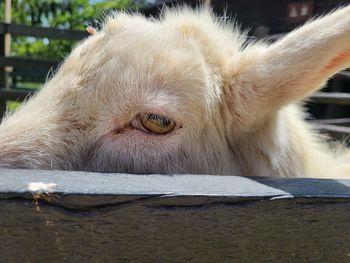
1 169 350 262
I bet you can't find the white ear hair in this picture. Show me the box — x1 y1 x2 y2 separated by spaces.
262 5 349 104
225 5 350 128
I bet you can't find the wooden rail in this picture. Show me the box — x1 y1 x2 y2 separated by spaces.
310 92 350 105
0 22 88 40
0 56 58 71
0 88 36 101
1 169 350 262
336 70 350 79
309 118 350 126
311 123 350 140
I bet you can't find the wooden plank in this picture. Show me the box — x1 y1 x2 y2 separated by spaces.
0 169 292 200
0 23 88 41
312 123 350 141
9 71 47 83
309 118 350 127
0 88 35 101
2 169 350 199
310 92 350 105
2 197 350 262
0 33 6 117
335 70 350 79
1 169 350 262
0 96 5 116
0 56 58 71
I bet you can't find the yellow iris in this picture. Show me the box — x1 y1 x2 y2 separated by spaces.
140 113 176 134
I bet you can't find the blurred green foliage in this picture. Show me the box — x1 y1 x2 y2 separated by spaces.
0 0 142 110
0 0 140 60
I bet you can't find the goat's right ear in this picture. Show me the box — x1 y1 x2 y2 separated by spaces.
223 5 350 130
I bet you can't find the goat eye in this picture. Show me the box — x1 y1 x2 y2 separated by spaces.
140 113 176 134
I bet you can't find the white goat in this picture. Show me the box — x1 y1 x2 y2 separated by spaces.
0 6 349 178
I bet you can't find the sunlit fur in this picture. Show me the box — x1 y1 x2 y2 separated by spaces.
0 5 349 178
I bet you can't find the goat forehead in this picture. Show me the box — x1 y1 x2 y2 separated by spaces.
88 38 211 104
93 60 212 122
77 14 218 96
69 16 223 126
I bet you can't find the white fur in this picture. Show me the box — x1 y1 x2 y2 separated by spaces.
0 5 349 178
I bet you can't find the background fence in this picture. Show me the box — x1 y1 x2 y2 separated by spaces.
0 22 88 115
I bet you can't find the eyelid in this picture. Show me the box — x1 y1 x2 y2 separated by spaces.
130 116 148 133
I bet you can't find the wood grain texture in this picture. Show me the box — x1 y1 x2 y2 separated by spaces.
1 169 350 262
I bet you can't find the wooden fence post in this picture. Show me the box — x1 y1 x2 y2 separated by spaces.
0 32 7 118
1 170 350 262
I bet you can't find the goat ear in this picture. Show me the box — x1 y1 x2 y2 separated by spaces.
225 5 350 128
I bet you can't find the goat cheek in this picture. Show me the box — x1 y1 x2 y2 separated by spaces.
86 132 172 173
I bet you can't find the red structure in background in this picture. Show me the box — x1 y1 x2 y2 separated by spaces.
287 1 314 23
